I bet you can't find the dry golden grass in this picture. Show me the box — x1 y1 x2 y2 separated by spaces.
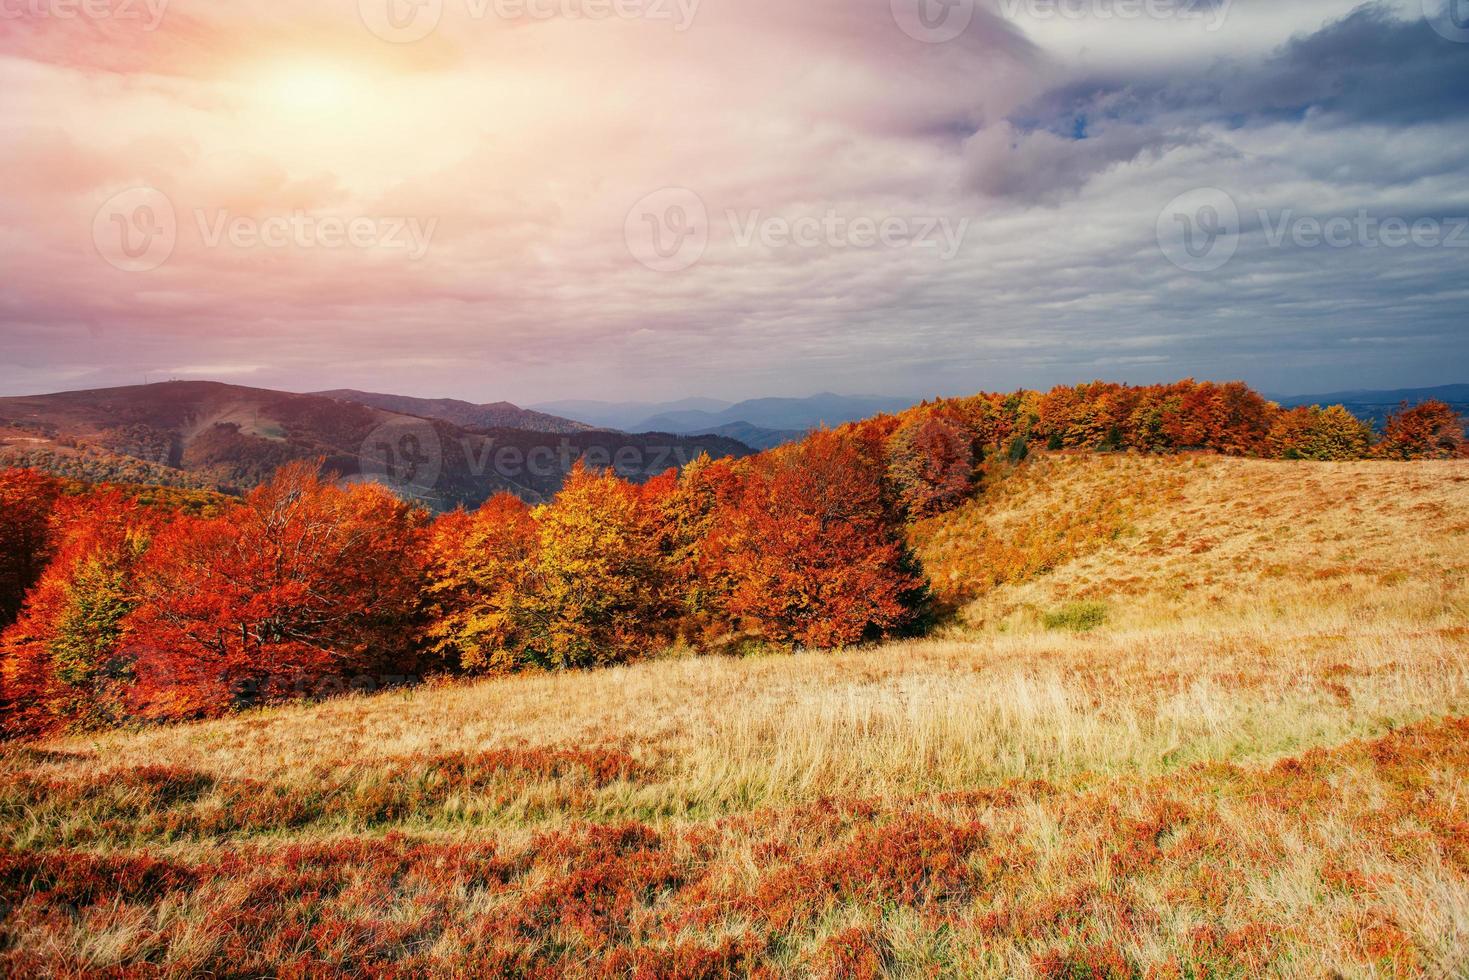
918 454 1469 634
3 455 1468 977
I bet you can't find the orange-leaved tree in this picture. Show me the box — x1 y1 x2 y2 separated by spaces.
1374 400 1466 460
421 493 539 673
646 454 748 645
703 429 925 648
1035 382 1134 450
124 462 428 719
0 491 155 736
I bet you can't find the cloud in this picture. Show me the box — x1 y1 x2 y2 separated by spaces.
0 0 1466 402
962 121 1206 205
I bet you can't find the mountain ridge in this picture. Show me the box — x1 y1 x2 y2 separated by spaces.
0 381 753 510
314 389 592 434
1277 383 1469 429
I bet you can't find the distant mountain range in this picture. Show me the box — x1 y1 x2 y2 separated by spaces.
0 382 752 510
1278 383 1469 429
6 381 1459 507
532 392 920 449
528 397 732 432
316 389 591 434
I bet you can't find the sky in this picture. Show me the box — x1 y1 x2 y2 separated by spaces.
1 0 1467 404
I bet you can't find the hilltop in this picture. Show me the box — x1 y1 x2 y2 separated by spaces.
533 392 919 447
4 454 1466 976
0 381 752 509
314 389 593 435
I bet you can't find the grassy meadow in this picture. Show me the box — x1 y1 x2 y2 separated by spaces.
4 455 1468 977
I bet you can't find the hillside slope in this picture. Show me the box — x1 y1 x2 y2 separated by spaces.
0 381 753 508
912 454 1469 632
314 389 593 434
3 456 1466 976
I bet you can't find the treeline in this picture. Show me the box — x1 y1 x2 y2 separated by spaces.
0 443 214 491
0 382 1463 737
1021 381 1465 461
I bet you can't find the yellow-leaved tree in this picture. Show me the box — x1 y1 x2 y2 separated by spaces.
520 463 673 668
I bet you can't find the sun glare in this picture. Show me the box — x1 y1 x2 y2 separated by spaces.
262 63 359 116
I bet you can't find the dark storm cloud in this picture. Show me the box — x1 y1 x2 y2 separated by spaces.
969 3 1469 203
1025 2 1469 127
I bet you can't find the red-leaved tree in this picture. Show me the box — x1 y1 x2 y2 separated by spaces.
124 463 427 719
1375 400 1466 460
885 410 976 517
703 429 924 648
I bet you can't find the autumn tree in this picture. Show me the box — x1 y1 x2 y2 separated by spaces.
124 462 427 719
517 463 674 669
1036 383 1130 450
0 469 61 630
1266 405 1372 460
1374 400 1467 460
949 392 1017 456
885 410 975 517
421 493 539 673
639 456 726 639
703 429 924 648
0 492 154 736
